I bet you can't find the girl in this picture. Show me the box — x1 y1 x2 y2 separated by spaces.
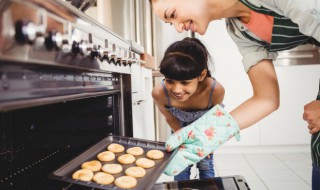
152 37 225 180
150 0 320 189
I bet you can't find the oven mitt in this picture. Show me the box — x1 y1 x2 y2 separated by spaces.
164 104 240 176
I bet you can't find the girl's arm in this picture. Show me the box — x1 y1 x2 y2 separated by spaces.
211 79 225 106
152 85 181 132
230 59 280 130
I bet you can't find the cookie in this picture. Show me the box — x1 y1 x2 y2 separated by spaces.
93 172 114 185
125 166 146 178
126 146 144 156
81 160 102 172
107 143 125 153
72 169 94 182
97 151 115 162
114 176 137 189
117 154 136 164
102 163 123 174
146 150 164 160
135 157 155 168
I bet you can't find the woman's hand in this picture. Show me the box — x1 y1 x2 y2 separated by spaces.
164 105 240 176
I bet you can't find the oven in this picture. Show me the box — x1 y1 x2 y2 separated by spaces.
0 0 251 189
0 0 135 189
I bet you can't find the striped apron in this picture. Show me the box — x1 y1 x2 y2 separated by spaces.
239 0 320 52
239 0 320 166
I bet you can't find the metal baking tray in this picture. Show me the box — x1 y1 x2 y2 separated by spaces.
49 135 178 190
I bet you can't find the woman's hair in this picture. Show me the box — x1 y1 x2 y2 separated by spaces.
160 37 212 80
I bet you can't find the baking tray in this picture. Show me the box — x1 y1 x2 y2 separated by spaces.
49 135 178 190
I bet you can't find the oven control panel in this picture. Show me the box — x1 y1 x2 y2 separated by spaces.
0 0 140 74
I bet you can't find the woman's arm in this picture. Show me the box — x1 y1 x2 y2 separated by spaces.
152 84 181 132
230 59 280 129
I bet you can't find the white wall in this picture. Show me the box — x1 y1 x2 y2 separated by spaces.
197 19 320 146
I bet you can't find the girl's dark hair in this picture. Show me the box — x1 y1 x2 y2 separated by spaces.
160 37 212 80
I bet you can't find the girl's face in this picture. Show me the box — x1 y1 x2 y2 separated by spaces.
165 78 200 102
152 0 211 35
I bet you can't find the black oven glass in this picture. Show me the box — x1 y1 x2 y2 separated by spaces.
0 95 120 189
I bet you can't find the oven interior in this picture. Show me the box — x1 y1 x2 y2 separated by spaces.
0 95 121 189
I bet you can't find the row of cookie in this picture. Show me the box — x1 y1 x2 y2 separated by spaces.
97 149 164 164
73 157 158 188
72 169 139 189
106 143 165 159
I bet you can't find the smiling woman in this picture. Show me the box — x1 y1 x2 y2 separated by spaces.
150 0 212 34
150 0 320 189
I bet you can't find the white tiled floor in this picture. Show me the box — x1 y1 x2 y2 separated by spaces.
157 145 312 190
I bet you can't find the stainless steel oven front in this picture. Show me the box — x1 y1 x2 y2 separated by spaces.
0 0 137 189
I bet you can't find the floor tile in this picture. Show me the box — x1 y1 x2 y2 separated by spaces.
249 160 288 170
263 180 310 190
244 153 278 161
275 153 310 161
284 160 312 170
215 160 252 170
254 169 301 181
214 153 247 162
218 169 260 181
296 169 312 185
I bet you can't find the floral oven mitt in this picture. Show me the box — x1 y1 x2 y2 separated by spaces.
164 105 240 176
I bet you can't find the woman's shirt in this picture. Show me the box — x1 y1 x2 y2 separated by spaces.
225 0 320 72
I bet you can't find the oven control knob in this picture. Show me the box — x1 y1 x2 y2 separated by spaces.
100 53 109 62
100 48 109 62
90 45 102 59
109 54 116 65
15 20 36 44
71 41 81 54
107 43 116 65
127 52 133 66
100 39 110 62
44 31 62 50
61 39 71 53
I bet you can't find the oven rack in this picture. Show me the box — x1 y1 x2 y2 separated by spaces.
0 146 97 190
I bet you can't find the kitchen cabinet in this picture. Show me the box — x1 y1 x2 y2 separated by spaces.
131 66 155 140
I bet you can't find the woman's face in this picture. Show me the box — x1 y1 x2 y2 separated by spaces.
164 78 200 102
152 0 211 35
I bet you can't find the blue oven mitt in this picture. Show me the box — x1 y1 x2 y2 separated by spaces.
164 104 240 176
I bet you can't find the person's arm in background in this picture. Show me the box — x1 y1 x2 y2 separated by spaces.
152 84 181 132
304 100 320 134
